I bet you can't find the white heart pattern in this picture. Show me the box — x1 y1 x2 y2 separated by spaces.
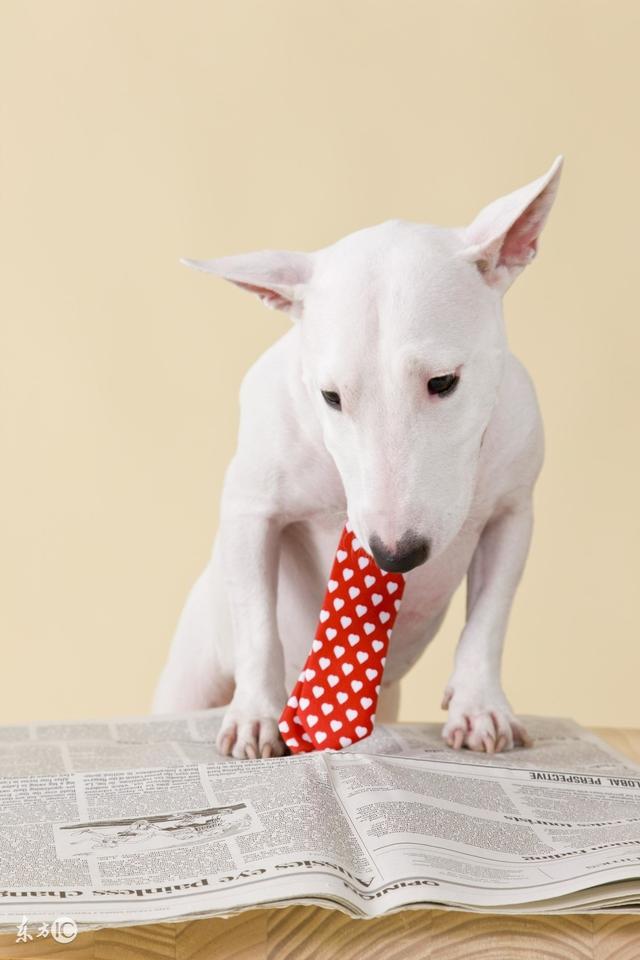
278 524 405 753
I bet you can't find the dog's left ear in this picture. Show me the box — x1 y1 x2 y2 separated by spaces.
458 155 563 293
180 250 313 319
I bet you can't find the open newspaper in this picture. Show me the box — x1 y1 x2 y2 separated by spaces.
1 710 640 932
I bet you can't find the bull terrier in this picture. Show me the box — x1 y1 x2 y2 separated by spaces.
153 157 563 759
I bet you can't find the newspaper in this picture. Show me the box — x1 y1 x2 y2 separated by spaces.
1 710 640 933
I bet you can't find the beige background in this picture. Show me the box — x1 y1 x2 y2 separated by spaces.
1 1 638 728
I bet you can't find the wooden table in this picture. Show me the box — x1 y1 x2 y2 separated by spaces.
1 727 639 959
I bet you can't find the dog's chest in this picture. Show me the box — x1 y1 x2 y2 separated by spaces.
276 384 517 684
280 508 484 687
383 511 486 676
283 503 486 657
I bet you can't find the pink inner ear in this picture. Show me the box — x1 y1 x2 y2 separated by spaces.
232 281 293 312
499 194 549 267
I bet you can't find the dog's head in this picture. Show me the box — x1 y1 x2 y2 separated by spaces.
184 157 562 571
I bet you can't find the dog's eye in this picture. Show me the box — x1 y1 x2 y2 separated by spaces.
321 390 342 410
427 373 459 397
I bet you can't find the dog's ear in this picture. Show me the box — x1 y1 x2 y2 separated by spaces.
180 250 313 319
458 156 563 293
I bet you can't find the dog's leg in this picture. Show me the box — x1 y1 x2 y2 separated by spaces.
441 496 535 753
152 558 234 714
216 507 288 760
376 683 401 723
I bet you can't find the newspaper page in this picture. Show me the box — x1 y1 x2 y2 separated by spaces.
2 709 634 776
0 711 639 933
327 751 640 915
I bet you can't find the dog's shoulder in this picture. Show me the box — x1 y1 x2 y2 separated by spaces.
226 328 343 518
479 352 545 506
238 327 299 403
232 326 332 483
503 351 545 462
236 327 313 435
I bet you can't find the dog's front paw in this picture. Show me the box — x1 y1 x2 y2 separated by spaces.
217 706 287 760
441 686 532 754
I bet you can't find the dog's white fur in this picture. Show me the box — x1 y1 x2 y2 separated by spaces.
153 158 563 759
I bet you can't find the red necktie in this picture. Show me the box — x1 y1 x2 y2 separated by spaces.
279 524 405 753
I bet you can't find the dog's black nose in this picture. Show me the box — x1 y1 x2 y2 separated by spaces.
369 531 430 573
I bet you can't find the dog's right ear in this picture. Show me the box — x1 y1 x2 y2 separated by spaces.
180 250 313 320
457 156 563 294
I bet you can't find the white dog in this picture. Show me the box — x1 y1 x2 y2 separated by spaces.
153 157 563 760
